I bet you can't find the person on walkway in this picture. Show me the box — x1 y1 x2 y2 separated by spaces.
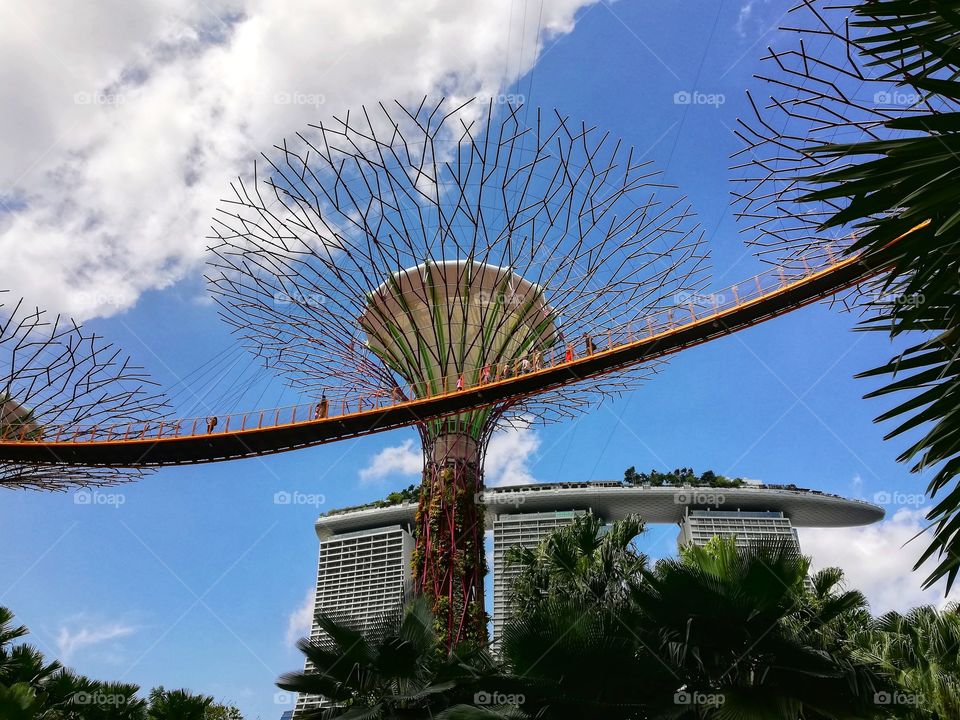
583 334 595 355
316 394 329 419
532 349 542 371
565 345 574 363
456 375 463 391
206 416 218 434
520 357 531 374
481 364 491 384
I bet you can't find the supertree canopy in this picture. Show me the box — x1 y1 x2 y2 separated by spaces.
0 291 168 490
207 97 707 646
730 0 957 266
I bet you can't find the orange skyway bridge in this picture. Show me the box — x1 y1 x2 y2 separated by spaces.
0 228 923 469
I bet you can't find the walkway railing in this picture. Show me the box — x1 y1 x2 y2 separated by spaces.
0 242 865 447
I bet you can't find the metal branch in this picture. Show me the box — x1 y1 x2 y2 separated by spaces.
0 290 169 490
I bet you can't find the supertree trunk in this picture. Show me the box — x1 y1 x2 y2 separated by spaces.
412 430 488 649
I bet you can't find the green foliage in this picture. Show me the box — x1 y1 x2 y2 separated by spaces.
505 513 646 615
283 520 960 719
864 604 960 719
623 465 745 488
443 536 897 719
203 703 244 720
0 606 240 719
385 484 420 507
782 0 960 591
279 595 495 718
146 687 212 720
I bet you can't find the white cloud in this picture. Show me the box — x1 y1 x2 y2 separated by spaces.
285 586 315 645
484 421 540 486
358 422 540 486
0 0 599 319
734 0 770 38
359 438 422 483
56 620 137 661
799 508 955 614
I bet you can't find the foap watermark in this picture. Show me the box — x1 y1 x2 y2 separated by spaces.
493 93 526 105
74 90 137 106
476 492 525 508
274 290 326 308
874 691 921 707
874 90 922 106
674 490 725 506
474 691 525 706
673 90 725 108
274 490 326 508
75 291 130 311
473 290 529 309
273 691 296 705
274 91 326 108
674 690 725 707
864 290 925 308
873 490 926 508
675 290 727 307
74 489 126 508
71 691 134 706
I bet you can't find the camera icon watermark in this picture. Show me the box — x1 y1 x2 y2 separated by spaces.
673 90 725 108
274 490 326 507
863 290 925 308
675 290 727 307
274 691 295 705
493 93 526 105
71 691 132 706
74 489 126 508
274 92 326 108
475 491 525 508
474 690 525 706
873 491 925 508
874 691 920 706
274 291 326 308
674 690 725 707
873 90 922 106
74 90 135 106
674 490 725 506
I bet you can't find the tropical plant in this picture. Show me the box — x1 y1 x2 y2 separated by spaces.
278 595 496 718
0 605 236 719
632 538 896 719
445 597 667 720
202 702 245 720
146 687 213 720
740 0 960 590
863 604 960 719
623 467 746 489
444 537 898 719
505 512 647 616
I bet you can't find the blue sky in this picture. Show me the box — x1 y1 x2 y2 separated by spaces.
0 1 948 718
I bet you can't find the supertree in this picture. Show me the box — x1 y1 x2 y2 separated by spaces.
730 0 956 266
0 290 168 490
207 98 707 646
729 0 960 589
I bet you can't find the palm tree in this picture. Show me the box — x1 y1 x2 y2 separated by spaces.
505 513 647 616
864 604 960 719
0 606 149 719
146 687 213 720
279 595 495 718
0 682 39 720
748 0 960 591
632 539 897 719
444 538 896 719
